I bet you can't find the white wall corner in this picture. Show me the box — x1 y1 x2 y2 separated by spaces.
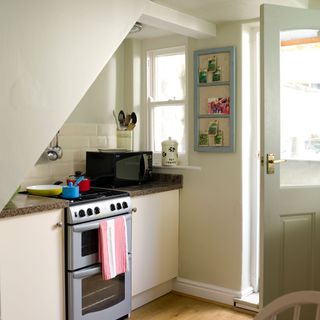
139 1 216 39
173 277 251 306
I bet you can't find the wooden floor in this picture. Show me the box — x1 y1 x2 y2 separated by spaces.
130 292 255 320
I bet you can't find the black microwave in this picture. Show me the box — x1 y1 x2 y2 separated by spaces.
86 151 152 187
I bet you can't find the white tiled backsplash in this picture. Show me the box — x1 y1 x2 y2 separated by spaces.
21 123 117 189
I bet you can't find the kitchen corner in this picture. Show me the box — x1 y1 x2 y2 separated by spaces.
0 172 182 319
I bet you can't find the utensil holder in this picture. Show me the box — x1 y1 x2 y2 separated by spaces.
117 130 133 151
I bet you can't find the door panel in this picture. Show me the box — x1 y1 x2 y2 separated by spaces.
261 4 320 307
280 213 315 293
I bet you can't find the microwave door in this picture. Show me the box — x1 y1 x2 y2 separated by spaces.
116 155 141 181
142 154 150 178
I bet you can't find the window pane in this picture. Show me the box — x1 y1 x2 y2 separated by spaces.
154 53 185 100
153 105 185 153
280 30 320 186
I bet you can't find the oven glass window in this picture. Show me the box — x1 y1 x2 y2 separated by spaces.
81 229 98 257
82 273 125 315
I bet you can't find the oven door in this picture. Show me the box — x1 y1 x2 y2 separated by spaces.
67 213 132 271
68 258 131 320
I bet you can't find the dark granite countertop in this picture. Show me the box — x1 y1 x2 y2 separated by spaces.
116 173 182 197
0 174 182 219
1 194 69 219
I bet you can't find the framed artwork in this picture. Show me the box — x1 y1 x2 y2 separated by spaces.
194 46 236 152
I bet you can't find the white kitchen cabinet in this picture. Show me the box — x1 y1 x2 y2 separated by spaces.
131 190 179 296
0 209 65 320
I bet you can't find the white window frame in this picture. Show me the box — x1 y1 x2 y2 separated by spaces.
146 46 187 166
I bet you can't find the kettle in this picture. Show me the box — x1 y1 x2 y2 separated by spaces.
161 137 178 166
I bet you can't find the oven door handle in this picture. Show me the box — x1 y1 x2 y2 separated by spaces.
71 214 131 233
72 221 100 233
72 265 101 279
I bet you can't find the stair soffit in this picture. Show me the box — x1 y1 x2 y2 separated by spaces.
139 1 216 39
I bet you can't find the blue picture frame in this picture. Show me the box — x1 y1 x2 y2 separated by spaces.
194 46 236 152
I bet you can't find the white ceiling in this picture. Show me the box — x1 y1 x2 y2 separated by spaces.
151 0 308 23
127 0 309 39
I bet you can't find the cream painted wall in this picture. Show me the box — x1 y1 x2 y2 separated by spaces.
309 0 320 9
123 39 143 151
68 44 126 124
145 24 245 292
20 43 127 187
182 23 243 291
0 0 146 211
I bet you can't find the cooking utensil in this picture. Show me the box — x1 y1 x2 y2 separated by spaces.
113 110 121 130
47 131 63 161
74 176 84 186
67 171 90 192
62 182 79 199
130 112 137 124
127 123 135 130
125 114 131 127
127 112 137 130
26 185 62 196
67 178 90 192
118 110 125 128
127 123 136 130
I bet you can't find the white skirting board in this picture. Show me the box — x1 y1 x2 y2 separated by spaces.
132 280 174 310
173 277 254 306
131 277 255 311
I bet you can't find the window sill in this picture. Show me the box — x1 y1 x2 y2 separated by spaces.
153 165 201 171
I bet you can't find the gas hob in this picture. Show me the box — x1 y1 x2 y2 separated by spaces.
63 187 131 225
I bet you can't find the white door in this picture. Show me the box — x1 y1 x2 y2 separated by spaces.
261 4 320 307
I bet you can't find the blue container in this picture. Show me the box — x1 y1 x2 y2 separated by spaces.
62 182 79 199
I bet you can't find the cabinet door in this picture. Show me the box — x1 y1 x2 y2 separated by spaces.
131 190 179 296
0 209 64 320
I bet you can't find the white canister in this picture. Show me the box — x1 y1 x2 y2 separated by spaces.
161 137 178 166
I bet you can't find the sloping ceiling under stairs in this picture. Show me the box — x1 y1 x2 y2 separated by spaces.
0 0 147 210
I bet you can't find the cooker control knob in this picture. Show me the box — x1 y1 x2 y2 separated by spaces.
94 207 100 214
110 204 116 211
79 209 86 218
87 208 93 216
122 201 128 209
116 203 122 210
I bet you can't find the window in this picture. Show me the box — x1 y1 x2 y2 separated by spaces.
147 46 187 165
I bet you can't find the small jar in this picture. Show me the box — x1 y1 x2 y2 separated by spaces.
213 66 221 81
199 69 207 83
208 56 217 72
208 120 219 136
215 130 223 146
199 132 209 146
